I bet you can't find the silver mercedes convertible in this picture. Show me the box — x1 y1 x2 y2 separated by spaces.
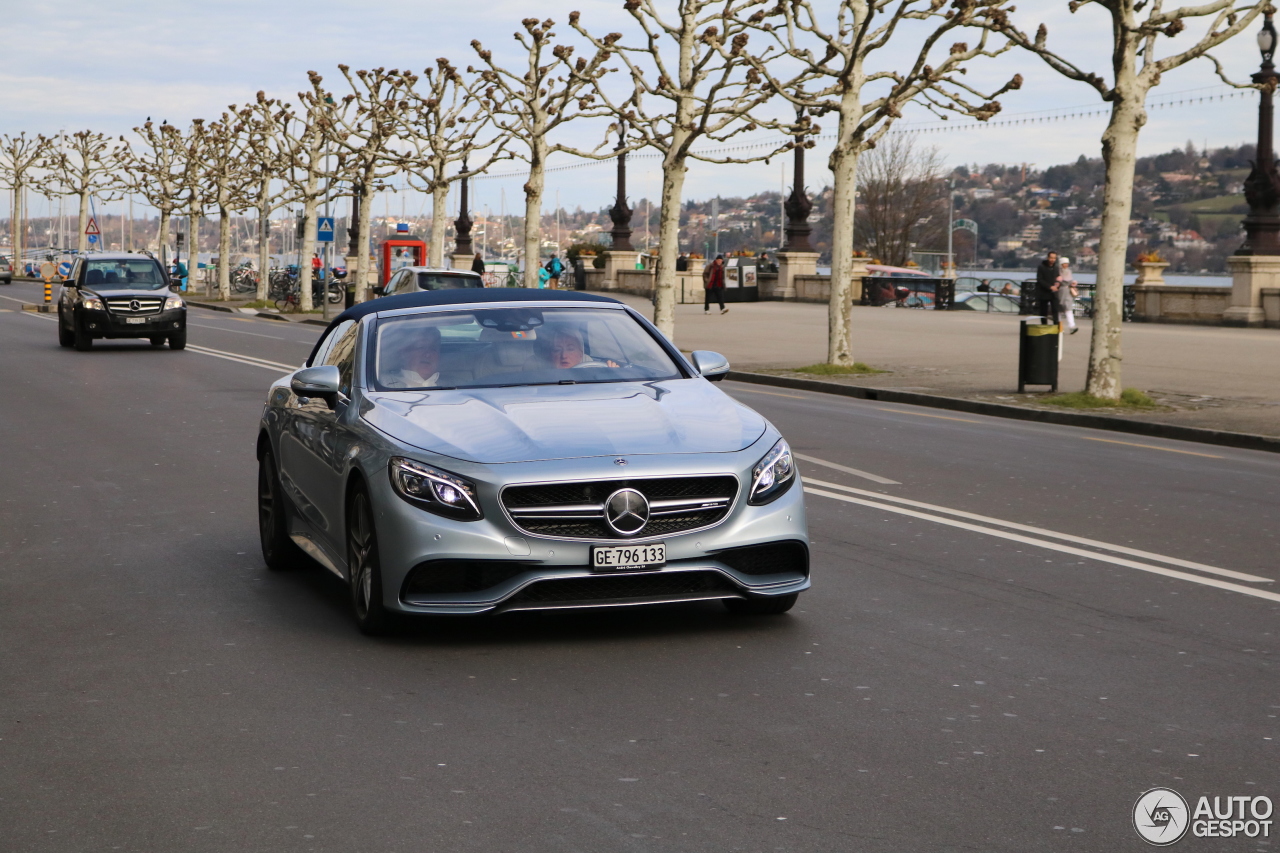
256 289 809 634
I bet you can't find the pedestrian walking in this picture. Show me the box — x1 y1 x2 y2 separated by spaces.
545 254 564 289
471 252 485 275
1057 258 1079 334
1034 250 1061 326
703 254 728 314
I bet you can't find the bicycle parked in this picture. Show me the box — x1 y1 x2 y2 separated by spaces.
230 263 259 294
272 273 345 312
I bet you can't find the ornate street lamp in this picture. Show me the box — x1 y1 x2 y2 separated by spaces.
454 160 474 258
1239 10 1280 255
609 123 634 251
782 106 813 252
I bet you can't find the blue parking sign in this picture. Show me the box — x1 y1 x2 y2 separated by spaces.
316 216 335 243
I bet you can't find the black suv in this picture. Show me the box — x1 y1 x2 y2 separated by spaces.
57 253 187 351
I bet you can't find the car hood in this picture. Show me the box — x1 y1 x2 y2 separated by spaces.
83 287 173 299
362 379 767 464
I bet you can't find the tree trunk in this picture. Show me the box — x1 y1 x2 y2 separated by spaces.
1087 96 1146 400
429 183 449 268
827 142 860 366
354 180 376 302
299 197 320 312
157 210 171 269
652 149 688 340
217 203 232 301
189 192 202 293
77 190 90 254
522 137 546 289
257 180 272 303
12 184 23 271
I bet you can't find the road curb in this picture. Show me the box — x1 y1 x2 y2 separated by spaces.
725 371 1280 455
187 299 234 314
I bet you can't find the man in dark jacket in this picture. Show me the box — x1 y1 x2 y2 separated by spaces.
1035 251 1061 325
703 255 728 314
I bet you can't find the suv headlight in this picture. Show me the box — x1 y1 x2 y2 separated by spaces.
389 457 483 520
80 295 104 310
749 438 796 505
164 296 185 310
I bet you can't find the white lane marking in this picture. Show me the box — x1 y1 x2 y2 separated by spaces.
0 293 38 306
1081 436 1224 459
187 321 303 342
805 487 1280 605
186 344 297 373
805 478 1272 585
794 453 901 485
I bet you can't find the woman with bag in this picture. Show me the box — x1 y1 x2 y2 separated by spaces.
702 255 728 315
1057 259 1079 334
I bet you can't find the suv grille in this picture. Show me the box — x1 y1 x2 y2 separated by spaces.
105 297 164 316
502 475 738 541
505 571 736 604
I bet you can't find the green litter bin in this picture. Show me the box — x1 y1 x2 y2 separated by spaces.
1018 318 1060 393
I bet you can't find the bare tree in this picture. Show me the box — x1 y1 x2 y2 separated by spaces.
471 18 613 285
41 131 123 254
854 134 946 266
242 95 294 303
570 1 793 339
0 133 51 269
118 121 187 266
275 88 340 311
745 0 1019 365
398 58 509 268
178 120 210 287
322 67 409 302
204 113 252 301
987 1 1266 399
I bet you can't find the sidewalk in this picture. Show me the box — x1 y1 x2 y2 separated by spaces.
185 294 336 326
601 293 1280 439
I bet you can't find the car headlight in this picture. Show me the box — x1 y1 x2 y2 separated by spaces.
80 295 104 310
749 438 796 505
389 457 483 520
164 296 185 310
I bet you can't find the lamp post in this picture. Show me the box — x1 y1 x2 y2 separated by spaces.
609 123 634 251
1239 11 1280 255
782 106 813 252
454 160 474 260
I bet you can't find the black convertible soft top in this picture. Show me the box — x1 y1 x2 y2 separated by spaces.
306 288 624 366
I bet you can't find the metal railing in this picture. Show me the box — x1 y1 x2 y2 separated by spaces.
860 276 955 309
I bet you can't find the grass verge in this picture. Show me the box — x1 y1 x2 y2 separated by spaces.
793 362 887 376
1040 388 1159 409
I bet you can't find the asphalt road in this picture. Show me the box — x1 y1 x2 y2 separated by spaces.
2 284 1277 852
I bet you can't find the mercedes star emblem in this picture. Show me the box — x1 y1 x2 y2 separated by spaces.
614 458 628 466
604 488 649 536
129 299 141 312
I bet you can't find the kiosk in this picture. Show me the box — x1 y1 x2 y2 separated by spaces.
380 239 426 287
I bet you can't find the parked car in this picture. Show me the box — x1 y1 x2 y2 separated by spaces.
0 255 12 284
953 292 1022 313
256 289 810 634
379 267 484 297
56 253 186 350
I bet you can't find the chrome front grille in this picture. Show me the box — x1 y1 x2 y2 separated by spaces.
501 475 739 541
105 297 164 315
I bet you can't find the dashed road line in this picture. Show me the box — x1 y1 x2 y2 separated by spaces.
1081 436 1224 459
794 453 901 485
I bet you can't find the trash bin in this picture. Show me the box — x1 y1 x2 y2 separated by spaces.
1018 317 1060 393
573 259 587 290
344 286 355 310
1018 281 1037 315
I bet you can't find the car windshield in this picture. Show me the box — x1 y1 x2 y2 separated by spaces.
416 273 483 290
83 259 167 290
373 307 684 390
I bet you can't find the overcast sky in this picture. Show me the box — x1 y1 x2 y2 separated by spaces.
1 1 1270 220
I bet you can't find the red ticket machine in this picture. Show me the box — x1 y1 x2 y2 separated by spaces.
380 239 426 286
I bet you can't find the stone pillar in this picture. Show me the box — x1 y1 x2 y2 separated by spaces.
602 250 641 290
1224 254 1280 326
1135 260 1168 286
775 251 818 301
450 253 472 271
848 256 870 303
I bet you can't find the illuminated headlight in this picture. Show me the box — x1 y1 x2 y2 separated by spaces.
80 295 104 310
164 296 185 310
749 438 796 505
389 457 482 520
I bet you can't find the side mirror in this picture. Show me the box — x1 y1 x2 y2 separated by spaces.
291 365 342 409
690 350 730 382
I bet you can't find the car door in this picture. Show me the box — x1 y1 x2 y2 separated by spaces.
278 319 352 538
307 319 363 554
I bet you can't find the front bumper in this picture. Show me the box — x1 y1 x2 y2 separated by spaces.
81 308 186 338
368 452 810 615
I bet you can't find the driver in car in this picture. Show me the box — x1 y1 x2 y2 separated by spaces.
546 326 618 369
382 326 442 388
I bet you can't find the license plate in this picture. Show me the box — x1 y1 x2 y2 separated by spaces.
125 317 146 324
591 543 666 572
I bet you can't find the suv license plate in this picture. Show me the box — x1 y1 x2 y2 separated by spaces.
591 543 666 572
125 317 146 324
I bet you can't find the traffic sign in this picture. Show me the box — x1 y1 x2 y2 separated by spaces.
316 216 335 243
87 234 98 244
86 217 100 236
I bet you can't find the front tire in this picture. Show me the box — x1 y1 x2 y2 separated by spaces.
58 311 74 347
258 448 306 571
347 487 393 636
724 593 798 615
168 329 186 350
72 314 93 351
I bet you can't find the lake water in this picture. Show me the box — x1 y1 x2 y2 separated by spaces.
819 267 1230 287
